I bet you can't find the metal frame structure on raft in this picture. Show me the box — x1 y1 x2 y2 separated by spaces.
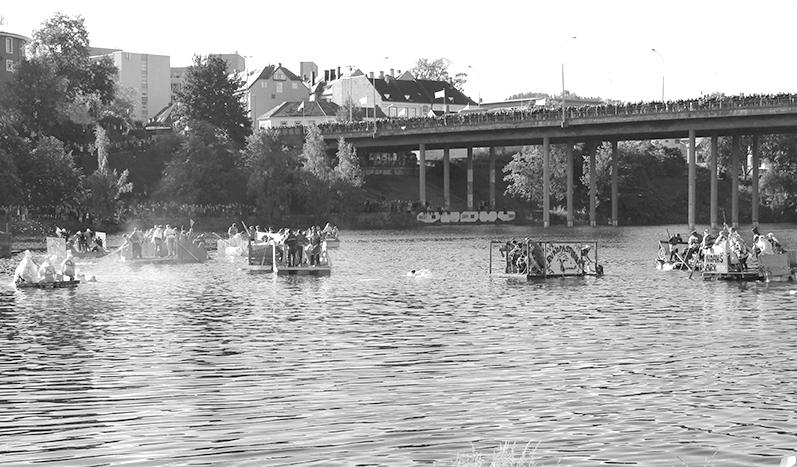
489 240 603 280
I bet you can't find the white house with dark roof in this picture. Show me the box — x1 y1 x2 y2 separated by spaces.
257 100 340 129
245 63 309 128
321 69 477 119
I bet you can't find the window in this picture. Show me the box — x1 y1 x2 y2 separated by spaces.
422 105 429 114
276 82 283 93
292 82 298 89
273 70 286 81
261 81 267 89
280 121 288 126
6 59 14 72
5 38 13 54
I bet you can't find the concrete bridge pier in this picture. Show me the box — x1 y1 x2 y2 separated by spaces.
566 144 574 227
489 147 496 209
466 147 474 210
443 147 451 210
731 135 740 228
688 130 696 231
419 143 427 206
611 140 619 226
751 135 760 228
588 143 597 227
543 136 551 228
710 136 718 230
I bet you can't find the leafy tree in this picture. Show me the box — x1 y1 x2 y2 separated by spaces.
300 125 332 182
82 128 133 226
410 57 467 91
242 129 301 219
157 121 243 204
174 55 251 146
502 144 571 209
1 58 69 138
759 133 797 219
15 137 83 211
334 137 363 187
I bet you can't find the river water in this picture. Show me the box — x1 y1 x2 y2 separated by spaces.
1 224 796 466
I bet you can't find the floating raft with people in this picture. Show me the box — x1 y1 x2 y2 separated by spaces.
271 244 331 276
490 240 604 280
15 279 80 289
247 240 274 273
656 239 690 271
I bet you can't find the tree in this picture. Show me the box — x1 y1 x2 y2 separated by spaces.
502 144 570 209
410 57 467 91
334 137 363 187
174 55 251 146
759 133 797 219
157 121 244 204
300 125 332 182
15 136 83 212
1 58 69 138
242 129 301 219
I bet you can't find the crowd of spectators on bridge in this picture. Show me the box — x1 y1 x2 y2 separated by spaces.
308 92 797 137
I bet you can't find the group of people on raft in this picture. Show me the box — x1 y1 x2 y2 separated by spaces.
14 250 79 285
667 225 783 271
243 223 339 267
55 227 106 254
120 224 205 259
499 239 548 275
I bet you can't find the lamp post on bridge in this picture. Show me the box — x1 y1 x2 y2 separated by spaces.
561 36 577 125
651 48 665 102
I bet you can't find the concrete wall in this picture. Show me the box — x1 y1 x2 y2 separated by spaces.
111 51 171 121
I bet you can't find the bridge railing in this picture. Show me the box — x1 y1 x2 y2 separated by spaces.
272 93 797 138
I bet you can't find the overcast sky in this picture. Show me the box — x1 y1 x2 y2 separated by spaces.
3 0 796 103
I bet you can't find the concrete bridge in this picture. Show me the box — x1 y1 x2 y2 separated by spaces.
275 95 797 230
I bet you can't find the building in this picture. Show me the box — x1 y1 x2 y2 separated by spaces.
299 61 318 84
170 53 246 96
0 30 29 84
257 100 340 129
90 48 171 122
244 63 310 128
321 68 477 118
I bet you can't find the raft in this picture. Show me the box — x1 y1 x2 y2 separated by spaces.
490 240 603 280
247 241 274 273
272 244 331 276
16 279 80 289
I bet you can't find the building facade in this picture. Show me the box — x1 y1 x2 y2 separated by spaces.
245 64 310 127
0 31 29 84
90 49 171 121
257 100 340 129
171 53 246 97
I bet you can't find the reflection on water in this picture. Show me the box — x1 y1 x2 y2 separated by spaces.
1 224 797 466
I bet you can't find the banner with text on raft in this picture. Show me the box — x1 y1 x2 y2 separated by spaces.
417 210 516 224
489 240 603 279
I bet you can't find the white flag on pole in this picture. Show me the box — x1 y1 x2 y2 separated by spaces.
434 89 445 99
398 108 406 117
297 101 305 112
358 96 368 105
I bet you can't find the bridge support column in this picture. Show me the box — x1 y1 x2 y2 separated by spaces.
611 140 618 226
443 147 450 210
589 143 597 227
751 135 760 228
489 147 496 209
419 143 426 206
731 135 740 228
688 130 696 231
466 147 474 210
710 136 718 231
543 136 550 228
566 144 574 227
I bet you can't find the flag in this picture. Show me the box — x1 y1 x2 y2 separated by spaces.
434 89 445 99
297 101 305 112
190 218 195 228
398 108 406 117
358 96 368 105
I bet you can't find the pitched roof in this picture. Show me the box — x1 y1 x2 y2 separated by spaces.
246 64 302 89
368 77 476 106
258 100 341 120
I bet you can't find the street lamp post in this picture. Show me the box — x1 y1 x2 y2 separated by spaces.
561 36 577 125
651 48 665 102
466 65 481 106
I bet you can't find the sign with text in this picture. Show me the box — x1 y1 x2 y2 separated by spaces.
703 253 728 273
